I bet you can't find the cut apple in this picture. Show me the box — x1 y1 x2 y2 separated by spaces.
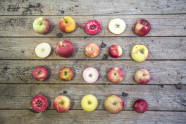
108 18 126 34
35 42 51 58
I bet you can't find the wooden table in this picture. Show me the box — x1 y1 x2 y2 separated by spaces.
0 0 186 124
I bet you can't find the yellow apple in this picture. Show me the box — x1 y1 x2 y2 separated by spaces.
59 16 76 33
81 94 98 112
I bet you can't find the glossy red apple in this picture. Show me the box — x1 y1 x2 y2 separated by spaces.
107 67 124 84
85 20 101 35
109 45 122 58
31 95 48 112
56 40 75 58
85 43 100 57
134 19 151 36
32 66 48 81
135 69 151 84
53 96 71 113
59 67 73 81
133 99 148 113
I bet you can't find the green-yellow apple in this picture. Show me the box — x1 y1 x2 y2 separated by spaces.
85 43 100 57
53 96 70 113
33 17 50 34
81 94 98 112
59 16 76 33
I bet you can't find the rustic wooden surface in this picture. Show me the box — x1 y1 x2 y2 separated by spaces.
0 0 186 124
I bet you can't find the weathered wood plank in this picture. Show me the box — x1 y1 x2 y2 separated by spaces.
0 110 186 124
0 84 185 111
0 37 186 60
0 0 186 15
0 60 185 84
0 15 186 37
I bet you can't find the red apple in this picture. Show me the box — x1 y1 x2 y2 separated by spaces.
53 96 71 113
85 20 101 35
133 99 148 113
32 66 48 81
56 40 75 58
33 17 50 34
31 95 48 112
59 67 73 81
109 45 122 58
85 43 100 57
134 19 151 36
104 94 124 114
107 67 124 84
135 69 151 84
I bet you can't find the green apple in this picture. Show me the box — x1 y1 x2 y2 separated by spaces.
33 17 50 34
81 94 98 112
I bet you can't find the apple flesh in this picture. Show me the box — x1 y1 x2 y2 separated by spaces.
85 20 101 35
135 69 151 84
133 99 148 113
109 45 122 58
53 96 70 113
35 42 52 58
81 94 98 112
108 18 126 35
85 43 100 57
33 17 50 34
82 67 99 83
134 19 151 36
104 94 124 114
59 67 73 81
31 95 48 112
56 40 75 58
107 67 124 84
59 16 76 33
32 66 48 81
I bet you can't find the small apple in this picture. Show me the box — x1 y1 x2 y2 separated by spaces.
53 96 70 113
85 20 101 34
81 94 98 112
31 95 48 112
85 43 100 57
59 67 73 81
104 94 124 114
56 40 75 58
108 18 126 35
59 16 76 33
33 17 50 34
107 67 124 84
35 42 52 58
32 66 48 81
131 44 149 62
135 69 151 84
133 99 148 113
82 67 99 83
134 19 151 36
109 45 122 58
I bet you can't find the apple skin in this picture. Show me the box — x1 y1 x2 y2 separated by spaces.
109 45 122 58
131 44 149 62
133 99 148 113
32 66 48 81
31 95 48 112
85 43 100 57
134 19 151 36
81 94 98 112
135 69 151 84
59 16 76 33
104 94 124 114
33 17 50 34
53 96 71 113
107 67 124 84
85 20 101 35
59 67 73 81
56 40 75 58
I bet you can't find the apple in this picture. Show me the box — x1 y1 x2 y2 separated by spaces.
59 16 76 33
85 20 101 34
56 40 75 58
134 19 151 36
81 94 98 112
53 96 70 113
82 67 99 83
107 67 124 84
33 17 50 34
85 43 100 57
131 44 149 62
32 66 48 81
109 45 122 58
135 69 151 84
108 18 126 35
31 95 48 112
59 67 73 81
104 94 124 114
133 99 148 113
35 42 52 58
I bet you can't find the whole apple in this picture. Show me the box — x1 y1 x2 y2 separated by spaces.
109 45 122 58
107 67 124 84
53 96 71 113
85 43 100 57
134 19 151 36
104 94 124 114
56 40 75 58
135 69 151 84
82 67 99 83
133 99 148 113
81 94 98 112
31 95 48 112
32 66 48 81
59 67 73 81
131 44 149 62
59 16 76 33
33 17 50 34
85 20 101 35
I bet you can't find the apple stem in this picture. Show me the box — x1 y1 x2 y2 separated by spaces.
63 17 68 23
